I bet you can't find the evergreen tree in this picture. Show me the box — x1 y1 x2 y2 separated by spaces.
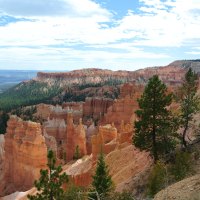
28 150 68 200
73 145 81 160
179 68 199 148
0 111 9 134
133 75 177 162
89 152 113 200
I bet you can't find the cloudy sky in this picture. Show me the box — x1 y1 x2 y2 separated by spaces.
0 0 200 71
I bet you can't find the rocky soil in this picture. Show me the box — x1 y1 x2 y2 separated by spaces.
154 174 200 200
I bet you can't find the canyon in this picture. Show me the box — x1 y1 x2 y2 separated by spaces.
0 60 200 199
0 81 150 199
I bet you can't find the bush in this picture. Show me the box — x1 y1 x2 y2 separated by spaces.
170 151 193 181
73 145 81 160
107 191 135 200
64 184 86 200
147 162 167 198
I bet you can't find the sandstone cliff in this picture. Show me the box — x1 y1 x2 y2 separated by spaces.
103 93 139 129
65 113 87 162
106 144 152 193
83 97 113 121
36 62 190 87
169 59 200 73
0 116 47 196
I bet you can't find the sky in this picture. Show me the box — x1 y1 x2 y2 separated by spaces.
0 0 200 71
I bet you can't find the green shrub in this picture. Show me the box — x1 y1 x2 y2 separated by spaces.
170 151 192 181
64 184 86 200
147 162 167 198
73 145 81 160
107 191 135 200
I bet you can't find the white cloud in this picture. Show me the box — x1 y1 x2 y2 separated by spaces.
0 45 169 71
186 51 200 55
117 0 200 47
186 47 200 55
0 0 111 19
1 0 200 48
0 0 200 70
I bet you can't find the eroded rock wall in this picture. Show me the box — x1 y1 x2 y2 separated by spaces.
66 113 87 162
83 97 113 121
0 116 47 196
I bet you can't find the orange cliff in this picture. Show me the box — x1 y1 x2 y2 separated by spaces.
39 82 142 161
83 97 113 121
102 83 142 129
66 113 87 162
0 116 47 197
43 106 87 161
36 64 186 87
0 82 152 197
0 82 154 198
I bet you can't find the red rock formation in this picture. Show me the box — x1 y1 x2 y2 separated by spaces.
101 83 141 130
83 97 113 121
44 118 66 145
91 124 118 159
0 116 47 196
99 124 118 144
66 113 87 162
36 103 53 119
64 156 93 187
44 131 57 156
43 105 87 161
136 65 185 86
85 123 97 154
38 104 82 125
105 144 152 192
36 64 187 87
103 95 138 129
63 102 83 123
120 83 143 99
118 120 134 144
36 68 137 82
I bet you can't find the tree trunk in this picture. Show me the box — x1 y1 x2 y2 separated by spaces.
152 127 158 163
182 121 188 148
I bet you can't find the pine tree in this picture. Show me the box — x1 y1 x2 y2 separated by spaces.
0 111 9 134
179 68 199 148
133 75 177 162
28 150 68 200
73 145 81 160
89 152 113 200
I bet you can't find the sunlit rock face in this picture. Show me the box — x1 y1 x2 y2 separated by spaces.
85 122 97 154
105 144 152 192
103 83 141 129
36 103 53 120
91 124 118 159
66 113 87 162
83 97 113 121
36 65 186 89
64 155 93 187
0 116 47 196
